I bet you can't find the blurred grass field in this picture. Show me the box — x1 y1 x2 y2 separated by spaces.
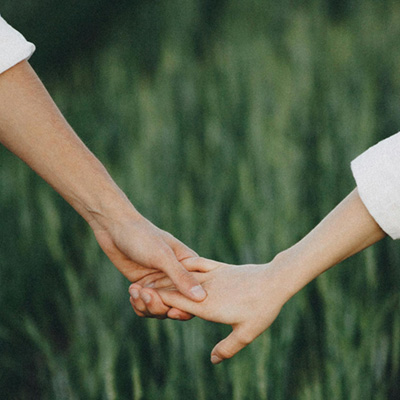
1 0 400 398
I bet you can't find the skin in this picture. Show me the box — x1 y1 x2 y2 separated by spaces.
130 188 387 363
0 60 205 308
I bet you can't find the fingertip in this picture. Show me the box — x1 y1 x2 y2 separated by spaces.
139 288 172 318
129 285 141 299
211 354 223 365
140 289 152 304
167 308 194 321
210 330 242 362
130 298 147 314
189 285 207 301
129 283 142 292
140 287 158 300
169 263 206 301
129 297 146 318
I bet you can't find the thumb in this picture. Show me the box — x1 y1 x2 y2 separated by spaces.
159 248 207 301
163 257 207 302
210 326 253 364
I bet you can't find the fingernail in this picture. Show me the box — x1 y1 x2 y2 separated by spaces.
211 355 222 365
141 292 152 304
144 282 155 288
130 289 139 299
190 285 206 300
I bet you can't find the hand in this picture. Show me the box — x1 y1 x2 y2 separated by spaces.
90 211 206 314
0 62 205 308
129 189 389 362
129 257 292 363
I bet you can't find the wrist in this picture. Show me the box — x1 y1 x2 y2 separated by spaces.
82 187 142 232
267 246 321 302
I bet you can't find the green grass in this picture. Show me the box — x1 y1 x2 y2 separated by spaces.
1 0 400 398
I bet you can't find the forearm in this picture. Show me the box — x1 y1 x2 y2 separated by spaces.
275 188 387 299
0 61 136 227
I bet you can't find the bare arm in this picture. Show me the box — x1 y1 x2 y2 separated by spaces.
130 188 387 362
0 60 206 303
272 187 386 298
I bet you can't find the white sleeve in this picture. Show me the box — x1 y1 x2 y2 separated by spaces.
0 15 35 75
351 131 400 239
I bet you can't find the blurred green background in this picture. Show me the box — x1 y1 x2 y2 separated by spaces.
1 0 400 399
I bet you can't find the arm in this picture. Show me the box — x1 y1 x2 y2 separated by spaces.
0 60 206 303
270 187 386 297
130 188 386 362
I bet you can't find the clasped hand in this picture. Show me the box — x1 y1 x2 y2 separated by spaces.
129 257 290 364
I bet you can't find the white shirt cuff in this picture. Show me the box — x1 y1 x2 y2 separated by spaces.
351 131 400 239
0 15 35 75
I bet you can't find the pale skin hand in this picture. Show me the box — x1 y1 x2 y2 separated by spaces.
130 189 387 363
0 60 205 306
133 257 288 363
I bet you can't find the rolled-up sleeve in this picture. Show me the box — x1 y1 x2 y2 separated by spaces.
0 15 35 75
351 131 400 239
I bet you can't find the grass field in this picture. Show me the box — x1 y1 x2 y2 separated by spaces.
1 1 400 398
